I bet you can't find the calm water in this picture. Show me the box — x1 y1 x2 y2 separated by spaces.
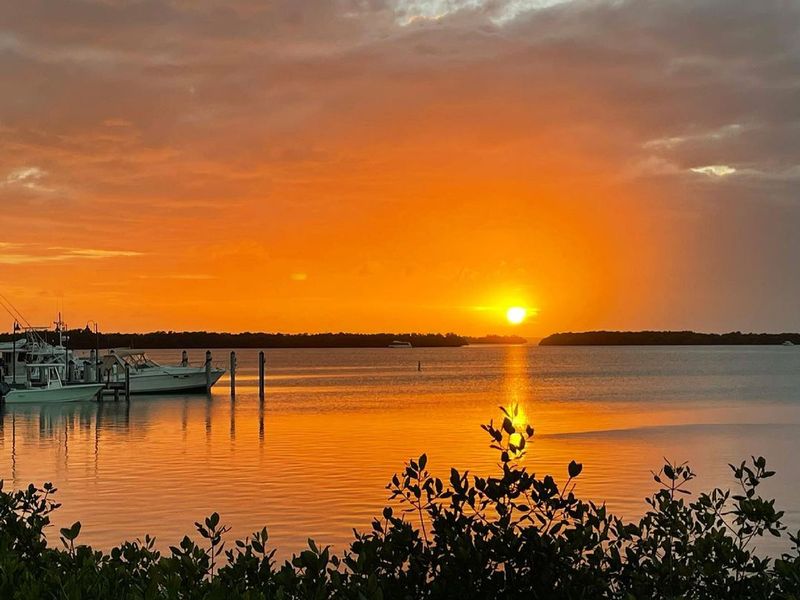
2 345 799 556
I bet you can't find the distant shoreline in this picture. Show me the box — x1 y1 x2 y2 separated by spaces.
539 331 800 346
0 329 528 349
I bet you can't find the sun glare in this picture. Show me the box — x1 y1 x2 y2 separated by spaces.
506 306 526 325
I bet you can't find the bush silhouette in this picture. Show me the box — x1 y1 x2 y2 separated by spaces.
1 406 799 598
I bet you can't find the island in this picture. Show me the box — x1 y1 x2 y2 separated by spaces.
0 329 528 349
539 330 800 346
465 335 528 345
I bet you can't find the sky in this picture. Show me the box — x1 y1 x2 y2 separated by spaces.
1 0 799 336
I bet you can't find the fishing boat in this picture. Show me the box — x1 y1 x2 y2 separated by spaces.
1 312 77 384
1 364 103 404
97 349 225 394
388 340 413 348
1 335 74 383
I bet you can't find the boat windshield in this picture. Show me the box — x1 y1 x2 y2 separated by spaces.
119 353 160 369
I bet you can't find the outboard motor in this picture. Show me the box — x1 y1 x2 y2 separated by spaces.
0 381 10 402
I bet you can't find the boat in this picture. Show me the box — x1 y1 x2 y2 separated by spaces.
782 340 795 346
0 338 28 382
1 336 75 382
1 364 103 404
388 340 413 348
1 315 77 384
97 349 225 394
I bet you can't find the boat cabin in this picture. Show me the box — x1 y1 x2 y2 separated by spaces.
102 349 159 374
18 364 65 390
0 339 28 380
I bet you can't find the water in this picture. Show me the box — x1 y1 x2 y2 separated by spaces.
1 345 799 557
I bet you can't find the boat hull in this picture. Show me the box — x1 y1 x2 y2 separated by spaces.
3 383 104 404
124 368 225 394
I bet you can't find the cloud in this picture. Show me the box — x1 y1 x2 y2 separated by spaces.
136 273 216 280
0 243 143 264
644 124 744 150
51 247 142 259
2 166 53 192
393 0 576 26
690 165 737 177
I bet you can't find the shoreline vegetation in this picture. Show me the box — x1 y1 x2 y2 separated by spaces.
540 330 800 346
2 406 799 599
0 329 528 349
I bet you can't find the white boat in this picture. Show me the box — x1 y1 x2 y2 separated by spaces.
782 340 795 346
99 349 225 394
1 336 74 383
1 364 103 404
388 340 413 348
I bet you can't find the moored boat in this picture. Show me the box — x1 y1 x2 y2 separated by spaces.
1 364 103 404
98 349 225 393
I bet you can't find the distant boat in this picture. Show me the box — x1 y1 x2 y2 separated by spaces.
782 340 795 346
1 364 103 404
388 341 413 349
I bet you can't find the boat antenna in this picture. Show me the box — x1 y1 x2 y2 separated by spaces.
0 293 34 330
0 294 48 347
0 297 25 330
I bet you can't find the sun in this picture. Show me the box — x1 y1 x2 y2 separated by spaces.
506 306 526 325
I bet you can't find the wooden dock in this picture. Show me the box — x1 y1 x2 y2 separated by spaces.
76 364 131 401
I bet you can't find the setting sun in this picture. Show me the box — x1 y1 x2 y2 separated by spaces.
506 307 527 325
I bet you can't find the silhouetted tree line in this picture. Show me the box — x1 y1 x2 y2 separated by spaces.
466 334 528 345
0 329 528 349
540 330 800 346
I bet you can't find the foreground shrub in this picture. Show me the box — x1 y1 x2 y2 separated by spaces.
1 406 800 599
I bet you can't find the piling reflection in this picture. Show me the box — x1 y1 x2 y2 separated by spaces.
0 389 267 489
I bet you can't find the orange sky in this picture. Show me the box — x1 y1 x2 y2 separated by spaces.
1 0 799 335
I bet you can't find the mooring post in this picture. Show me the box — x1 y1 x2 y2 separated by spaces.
87 349 96 383
258 350 265 401
205 350 212 391
124 365 131 402
230 351 237 399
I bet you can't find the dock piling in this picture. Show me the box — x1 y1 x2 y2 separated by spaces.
258 351 265 401
124 365 131 401
96 349 102 383
86 350 96 383
205 350 212 391
230 351 237 399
